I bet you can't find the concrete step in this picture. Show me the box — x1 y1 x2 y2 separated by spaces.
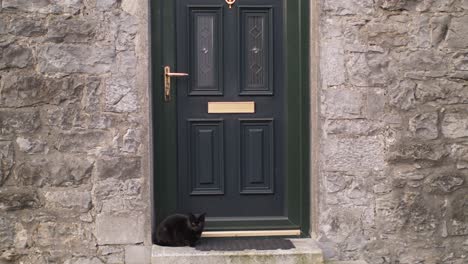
152 238 324 264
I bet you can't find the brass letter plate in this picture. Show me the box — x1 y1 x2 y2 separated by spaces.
208 101 255 114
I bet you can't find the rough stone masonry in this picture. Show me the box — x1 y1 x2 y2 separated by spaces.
0 0 467 263
0 0 151 263
319 0 468 263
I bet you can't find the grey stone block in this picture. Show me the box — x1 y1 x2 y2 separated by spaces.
44 189 92 212
95 213 145 245
442 112 468 138
0 110 40 137
15 153 94 187
446 15 468 49
0 188 41 211
320 38 345 86
323 89 365 119
152 239 324 264
95 156 142 180
0 45 33 69
125 245 150 264
323 136 385 172
409 112 439 140
46 16 96 43
37 44 115 74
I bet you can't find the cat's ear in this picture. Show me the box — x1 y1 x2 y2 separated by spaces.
198 213 206 221
189 213 196 222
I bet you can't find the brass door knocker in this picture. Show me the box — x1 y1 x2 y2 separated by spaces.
225 0 236 8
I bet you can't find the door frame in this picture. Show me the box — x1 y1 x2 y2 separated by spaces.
150 0 310 240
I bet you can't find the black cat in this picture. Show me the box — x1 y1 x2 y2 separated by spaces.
155 213 206 247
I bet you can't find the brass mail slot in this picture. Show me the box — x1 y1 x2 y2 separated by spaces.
208 101 255 114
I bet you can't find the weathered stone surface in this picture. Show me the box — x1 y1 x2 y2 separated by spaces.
323 136 385 172
388 80 416 110
44 189 92 212
14 223 28 249
95 156 141 180
37 44 115 74
55 131 110 153
386 142 447 162
365 17 410 48
409 112 439 140
321 38 345 86
0 45 33 69
0 110 40 136
121 128 141 153
0 72 84 107
409 15 431 49
33 221 96 257
15 153 94 187
323 0 374 15
442 112 468 138
447 192 468 236
0 188 40 211
445 15 468 49
2 0 82 14
16 137 47 154
47 16 96 43
9 16 47 37
0 141 14 186
323 89 365 119
121 0 140 16
377 0 407 11
415 79 468 105
0 216 14 248
104 77 138 113
2 0 50 13
65 258 104 264
93 179 143 214
346 52 389 87
366 90 386 120
96 0 118 11
454 52 468 71
125 245 150 264
95 212 145 245
424 171 465 194
399 50 448 73
46 102 84 130
431 15 451 47
325 120 381 136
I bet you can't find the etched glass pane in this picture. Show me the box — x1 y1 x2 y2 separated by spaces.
246 15 266 87
196 15 215 88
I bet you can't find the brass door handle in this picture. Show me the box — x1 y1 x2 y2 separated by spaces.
164 66 189 102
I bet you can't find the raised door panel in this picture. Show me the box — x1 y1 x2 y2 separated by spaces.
239 119 274 194
188 119 224 195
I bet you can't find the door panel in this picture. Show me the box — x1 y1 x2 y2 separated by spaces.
240 119 274 194
189 7 223 95
240 7 273 95
188 119 224 195
176 0 285 223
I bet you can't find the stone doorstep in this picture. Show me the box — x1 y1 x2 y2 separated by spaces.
152 238 324 264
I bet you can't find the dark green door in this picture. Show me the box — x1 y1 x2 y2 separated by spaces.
152 0 309 235
176 0 285 221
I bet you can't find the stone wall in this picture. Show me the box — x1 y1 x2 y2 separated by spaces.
1 0 468 263
0 0 151 263
318 0 468 263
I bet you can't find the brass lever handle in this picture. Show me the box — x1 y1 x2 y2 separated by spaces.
164 66 189 102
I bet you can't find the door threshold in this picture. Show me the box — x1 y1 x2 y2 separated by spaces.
202 229 301 238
